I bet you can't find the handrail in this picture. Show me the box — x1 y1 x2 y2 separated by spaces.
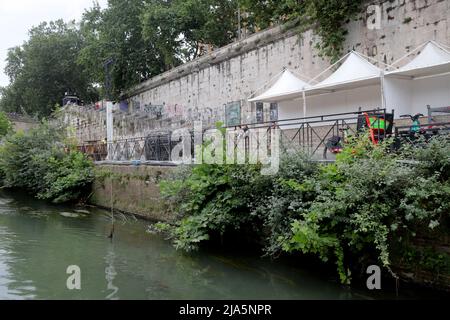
224 108 388 128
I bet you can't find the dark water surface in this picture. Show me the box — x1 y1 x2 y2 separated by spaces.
0 190 444 300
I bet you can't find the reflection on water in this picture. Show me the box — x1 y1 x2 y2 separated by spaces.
0 190 445 300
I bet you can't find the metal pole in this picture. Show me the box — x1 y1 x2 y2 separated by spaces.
238 7 242 40
302 91 307 119
380 72 386 110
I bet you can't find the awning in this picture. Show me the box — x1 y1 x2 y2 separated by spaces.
248 69 310 102
386 41 450 79
305 51 383 96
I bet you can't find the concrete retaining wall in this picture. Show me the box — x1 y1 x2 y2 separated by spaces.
89 164 177 222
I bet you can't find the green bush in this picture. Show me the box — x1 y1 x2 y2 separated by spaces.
0 112 13 138
160 163 273 251
0 122 94 203
159 133 450 284
281 134 449 283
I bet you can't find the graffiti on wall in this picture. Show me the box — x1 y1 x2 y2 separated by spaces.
121 96 243 134
143 104 164 120
119 101 129 112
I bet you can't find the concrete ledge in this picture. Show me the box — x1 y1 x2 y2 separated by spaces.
90 164 177 222
95 160 178 167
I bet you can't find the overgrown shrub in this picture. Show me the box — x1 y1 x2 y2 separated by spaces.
0 122 94 203
160 163 273 251
0 112 12 138
283 135 449 283
159 133 450 284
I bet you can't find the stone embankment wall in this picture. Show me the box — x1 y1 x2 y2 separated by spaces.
65 0 450 144
90 164 177 222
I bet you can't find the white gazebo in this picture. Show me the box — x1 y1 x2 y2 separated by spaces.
384 41 450 117
297 51 388 121
248 69 310 103
248 69 311 125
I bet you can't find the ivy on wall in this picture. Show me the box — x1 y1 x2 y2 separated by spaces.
241 0 365 62
303 0 364 62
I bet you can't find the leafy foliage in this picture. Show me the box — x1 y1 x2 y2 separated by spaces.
0 122 94 203
0 20 99 117
0 112 13 137
160 163 273 251
239 0 363 61
79 0 240 99
159 133 450 284
141 0 239 65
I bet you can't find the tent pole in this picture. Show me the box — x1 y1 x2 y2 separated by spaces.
308 52 351 84
380 72 386 110
390 40 429 67
246 68 286 101
302 91 307 119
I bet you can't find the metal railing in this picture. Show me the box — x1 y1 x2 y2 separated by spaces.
78 108 395 162
394 121 450 147
228 108 393 158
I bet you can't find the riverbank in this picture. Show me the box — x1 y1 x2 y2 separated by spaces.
88 160 450 294
87 134 450 290
1 189 448 299
90 164 176 222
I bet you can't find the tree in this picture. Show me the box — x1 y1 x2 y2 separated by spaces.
79 0 240 99
141 0 239 64
0 20 99 117
78 0 166 100
238 0 363 61
0 111 12 137
239 0 303 32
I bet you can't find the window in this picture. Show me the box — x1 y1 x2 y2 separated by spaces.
270 103 278 121
256 103 264 123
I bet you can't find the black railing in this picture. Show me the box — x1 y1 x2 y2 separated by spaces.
394 121 450 148
232 108 394 158
78 108 396 162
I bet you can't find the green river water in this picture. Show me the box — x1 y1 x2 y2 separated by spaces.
0 190 444 300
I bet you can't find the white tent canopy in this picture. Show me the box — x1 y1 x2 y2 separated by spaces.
386 41 450 79
384 41 450 117
248 69 310 103
305 51 384 96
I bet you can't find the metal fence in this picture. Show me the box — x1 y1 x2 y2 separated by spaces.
226 108 393 158
394 121 450 147
78 108 406 162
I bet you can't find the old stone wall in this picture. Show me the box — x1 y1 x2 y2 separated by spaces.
62 103 107 143
90 164 177 222
120 0 450 138
66 0 450 145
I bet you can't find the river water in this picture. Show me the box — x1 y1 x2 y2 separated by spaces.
0 190 444 300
